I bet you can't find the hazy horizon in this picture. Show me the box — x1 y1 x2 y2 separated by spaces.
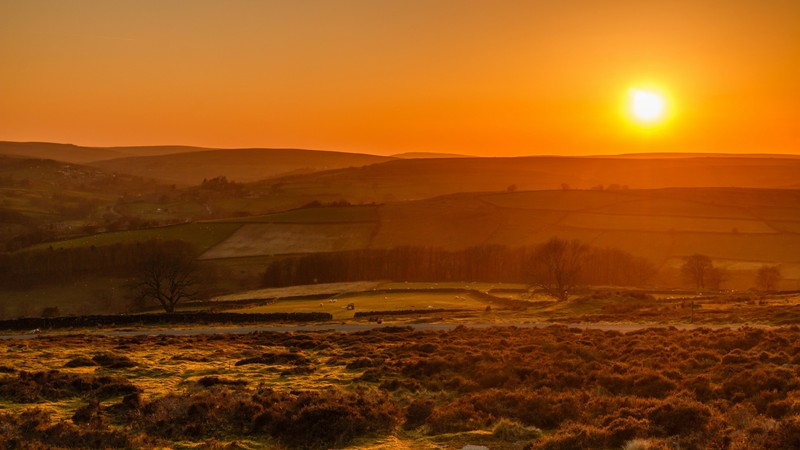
3 1 799 156
4 139 800 160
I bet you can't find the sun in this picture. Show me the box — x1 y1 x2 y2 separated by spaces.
629 88 666 124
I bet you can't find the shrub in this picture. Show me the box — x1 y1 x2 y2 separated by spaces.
346 357 377 369
531 423 609 450
0 407 146 449
404 399 435 429
92 353 137 368
761 415 800 449
622 438 670 450
631 372 677 399
261 389 399 450
604 416 650 447
647 397 710 437
137 390 260 439
492 418 542 441
197 376 247 388
235 352 311 366
0 370 139 402
72 401 104 426
64 357 98 368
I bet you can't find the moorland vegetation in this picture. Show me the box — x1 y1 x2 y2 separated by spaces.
3 326 800 449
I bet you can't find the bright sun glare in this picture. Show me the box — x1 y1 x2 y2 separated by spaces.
629 89 666 124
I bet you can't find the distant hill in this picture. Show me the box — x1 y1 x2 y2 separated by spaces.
0 141 223 164
194 188 800 288
0 142 394 186
0 142 124 163
605 152 800 159
0 155 146 191
89 148 395 186
257 155 800 205
390 152 474 158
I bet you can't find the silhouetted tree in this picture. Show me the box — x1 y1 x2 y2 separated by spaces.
530 238 588 301
706 266 728 290
755 265 782 291
132 243 199 313
681 254 713 290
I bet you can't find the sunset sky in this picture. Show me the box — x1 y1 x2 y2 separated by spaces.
2 1 798 156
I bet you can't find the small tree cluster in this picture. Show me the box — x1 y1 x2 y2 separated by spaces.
680 254 728 290
755 265 782 291
131 242 200 313
529 238 588 301
261 242 657 295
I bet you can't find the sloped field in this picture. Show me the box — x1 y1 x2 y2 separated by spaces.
200 222 376 259
197 189 800 282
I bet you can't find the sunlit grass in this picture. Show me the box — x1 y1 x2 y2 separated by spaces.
235 291 488 320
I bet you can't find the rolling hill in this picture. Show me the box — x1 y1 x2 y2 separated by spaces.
194 188 800 287
0 142 125 163
255 155 800 205
89 148 394 186
0 141 211 164
0 142 395 186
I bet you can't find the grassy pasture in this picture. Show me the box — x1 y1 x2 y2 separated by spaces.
585 196 756 219
113 201 210 221
207 205 379 224
204 283 800 325
0 277 132 319
480 189 636 211
233 291 489 320
559 212 775 233
27 222 242 253
212 281 385 303
200 222 376 259
748 206 800 221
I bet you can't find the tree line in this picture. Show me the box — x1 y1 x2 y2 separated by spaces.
680 254 784 291
0 240 196 288
261 240 657 294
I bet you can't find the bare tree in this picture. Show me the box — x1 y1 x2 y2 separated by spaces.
681 254 713 290
706 266 728 290
133 244 199 313
530 238 588 301
755 265 782 291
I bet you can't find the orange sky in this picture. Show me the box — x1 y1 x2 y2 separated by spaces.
1 1 798 156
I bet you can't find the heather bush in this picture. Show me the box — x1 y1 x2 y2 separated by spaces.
403 399 435 429
137 390 261 439
426 402 486 434
0 370 139 402
531 423 609 450
622 438 670 450
255 388 399 449
761 414 800 449
0 408 148 449
647 397 711 437
92 353 137 368
63 357 98 368
492 418 542 441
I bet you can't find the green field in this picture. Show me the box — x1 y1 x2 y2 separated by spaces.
113 201 210 221
0 277 132 319
200 222 376 259
234 290 490 320
208 205 379 224
28 222 242 253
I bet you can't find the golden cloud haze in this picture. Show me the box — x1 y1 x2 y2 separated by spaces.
1 0 798 156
